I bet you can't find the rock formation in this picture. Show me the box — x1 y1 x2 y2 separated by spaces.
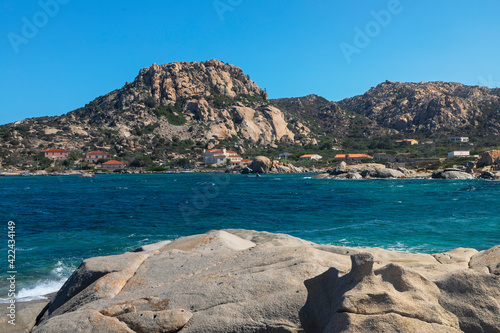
0 60 308 168
2 64 500 169
477 150 500 167
226 157 308 174
432 169 474 180
338 81 500 136
271 94 394 138
30 230 500 333
320 163 407 179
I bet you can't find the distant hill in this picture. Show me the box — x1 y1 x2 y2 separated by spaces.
0 60 314 168
0 61 499 169
338 80 500 136
271 94 396 138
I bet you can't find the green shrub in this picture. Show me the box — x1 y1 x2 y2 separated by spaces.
153 103 186 126
130 155 153 167
143 97 157 108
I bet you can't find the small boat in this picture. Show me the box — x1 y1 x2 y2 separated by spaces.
180 170 195 174
81 173 93 178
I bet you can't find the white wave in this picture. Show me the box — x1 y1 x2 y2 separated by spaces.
15 280 66 302
0 261 75 303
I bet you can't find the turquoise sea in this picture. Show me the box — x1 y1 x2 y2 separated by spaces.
0 173 499 302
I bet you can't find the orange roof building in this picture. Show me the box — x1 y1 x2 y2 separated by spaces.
101 160 126 170
41 149 69 160
85 151 109 163
334 154 373 160
203 147 242 166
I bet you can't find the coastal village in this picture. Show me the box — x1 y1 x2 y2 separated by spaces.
1 135 499 180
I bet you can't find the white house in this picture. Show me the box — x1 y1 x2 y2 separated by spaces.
203 147 242 166
448 151 470 158
449 137 469 143
300 154 322 161
278 153 292 159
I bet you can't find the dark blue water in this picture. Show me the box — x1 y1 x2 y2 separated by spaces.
0 173 499 302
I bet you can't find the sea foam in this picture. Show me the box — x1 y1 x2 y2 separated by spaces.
0 261 75 303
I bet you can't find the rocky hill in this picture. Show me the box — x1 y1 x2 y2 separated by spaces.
338 81 500 136
1 62 500 169
271 94 396 138
0 60 310 168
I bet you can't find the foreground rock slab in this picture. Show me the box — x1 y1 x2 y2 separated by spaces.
30 230 499 333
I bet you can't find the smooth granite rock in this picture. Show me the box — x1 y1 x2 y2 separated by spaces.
435 270 500 333
375 168 405 178
249 156 272 174
469 245 500 275
432 170 474 179
30 230 500 333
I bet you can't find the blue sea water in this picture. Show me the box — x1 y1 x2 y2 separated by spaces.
0 173 499 302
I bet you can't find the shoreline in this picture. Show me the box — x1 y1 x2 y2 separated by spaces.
1 170 498 180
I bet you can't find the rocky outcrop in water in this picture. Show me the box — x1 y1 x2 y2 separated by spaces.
31 230 500 333
226 157 308 174
320 163 409 179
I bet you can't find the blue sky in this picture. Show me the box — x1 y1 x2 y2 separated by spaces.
1 0 499 125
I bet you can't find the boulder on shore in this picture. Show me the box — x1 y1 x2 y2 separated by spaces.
432 169 474 180
248 156 272 173
477 150 500 168
30 230 500 333
376 168 405 178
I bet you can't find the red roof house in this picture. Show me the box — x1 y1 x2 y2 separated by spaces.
85 151 109 163
101 160 126 170
41 149 69 160
203 147 242 165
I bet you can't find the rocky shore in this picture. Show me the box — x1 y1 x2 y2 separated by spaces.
16 230 499 332
312 161 500 180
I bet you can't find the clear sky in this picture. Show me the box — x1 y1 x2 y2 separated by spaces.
1 0 499 125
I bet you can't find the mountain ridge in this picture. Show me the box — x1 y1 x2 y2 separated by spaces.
0 60 499 169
